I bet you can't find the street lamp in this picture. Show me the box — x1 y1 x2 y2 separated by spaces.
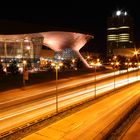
114 61 120 88
26 45 32 69
134 51 138 55
113 64 116 89
125 62 129 83
23 60 27 87
86 55 91 64
90 61 101 99
51 62 63 113
4 39 7 74
134 50 139 79
111 56 118 89
87 56 90 59
138 63 140 79
72 59 75 63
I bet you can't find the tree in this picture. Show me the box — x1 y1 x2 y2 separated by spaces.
0 63 5 75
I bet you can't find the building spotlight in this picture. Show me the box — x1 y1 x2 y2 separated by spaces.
116 10 121 16
124 11 127 16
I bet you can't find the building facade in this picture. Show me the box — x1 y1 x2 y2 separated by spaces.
0 32 93 71
107 10 134 56
0 36 43 70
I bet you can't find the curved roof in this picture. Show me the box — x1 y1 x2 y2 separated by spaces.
0 31 93 51
41 31 93 51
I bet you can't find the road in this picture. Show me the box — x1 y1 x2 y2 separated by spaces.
21 82 140 140
0 68 140 137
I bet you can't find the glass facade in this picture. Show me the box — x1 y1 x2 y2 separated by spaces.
0 37 43 70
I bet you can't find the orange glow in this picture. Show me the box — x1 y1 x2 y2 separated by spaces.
134 51 138 55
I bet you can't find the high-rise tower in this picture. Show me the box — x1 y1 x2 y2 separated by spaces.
107 10 134 56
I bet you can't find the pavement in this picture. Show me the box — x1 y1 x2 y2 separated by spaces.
121 116 140 140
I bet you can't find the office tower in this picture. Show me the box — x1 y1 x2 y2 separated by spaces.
107 10 134 56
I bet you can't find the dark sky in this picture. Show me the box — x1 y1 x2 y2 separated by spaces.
0 0 139 53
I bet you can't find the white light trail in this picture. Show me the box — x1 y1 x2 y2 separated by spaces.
1 75 139 121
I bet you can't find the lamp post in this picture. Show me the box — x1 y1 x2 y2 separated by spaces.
138 63 140 79
90 61 101 99
72 59 76 70
55 64 58 113
4 39 7 74
51 62 63 113
134 50 139 79
26 46 31 58
128 62 132 84
112 62 116 89
125 62 129 83
26 45 31 69
114 61 119 88
23 60 27 87
111 56 117 89
94 64 97 98
87 55 90 64
90 62 96 98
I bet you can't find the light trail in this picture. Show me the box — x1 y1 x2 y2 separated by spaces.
1 75 139 122
0 67 138 107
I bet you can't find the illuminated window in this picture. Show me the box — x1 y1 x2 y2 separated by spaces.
119 26 130 29
107 27 118 30
107 34 118 41
118 33 130 42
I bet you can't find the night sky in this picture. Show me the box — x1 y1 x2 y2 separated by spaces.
0 0 139 53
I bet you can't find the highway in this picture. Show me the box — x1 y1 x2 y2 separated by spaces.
0 68 140 138
0 68 138 108
21 82 140 140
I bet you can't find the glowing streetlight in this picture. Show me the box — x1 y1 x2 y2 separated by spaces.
116 10 121 16
26 46 31 50
87 56 90 59
129 62 132 67
116 62 119 66
124 11 127 16
23 60 27 68
134 51 138 55
72 59 75 63
51 62 63 113
114 56 117 59
111 62 114 65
